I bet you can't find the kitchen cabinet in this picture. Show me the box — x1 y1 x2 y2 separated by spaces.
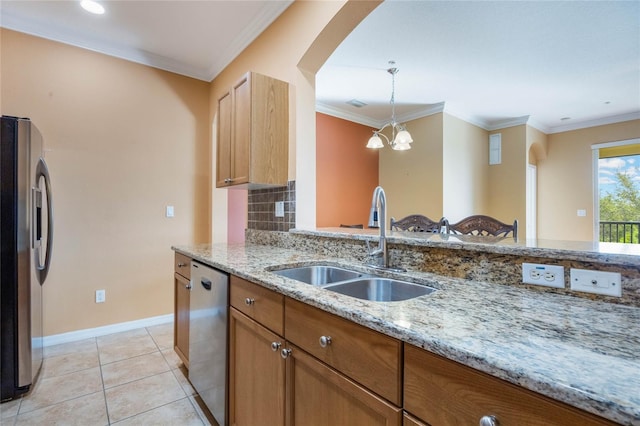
404 344 616 426
229 308 285 426
173 253 191 366
216 72 289 188
284 343 401 426
403 412 427 426
229 276 285 426
228 276 401 425
284 298 402 406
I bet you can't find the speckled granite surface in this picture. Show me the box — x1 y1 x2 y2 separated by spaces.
246 228 640 307
173 242 640 425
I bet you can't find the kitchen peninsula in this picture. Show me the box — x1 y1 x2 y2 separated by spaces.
173 229 640 425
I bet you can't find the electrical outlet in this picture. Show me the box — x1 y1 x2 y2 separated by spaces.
570 268 621 297
275 201 285 218
522 263 564 288
96 289 106 303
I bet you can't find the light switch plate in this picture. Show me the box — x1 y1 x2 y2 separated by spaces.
570 268 621 297
166 205 175 218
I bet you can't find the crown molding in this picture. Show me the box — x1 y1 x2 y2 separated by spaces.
316 102 448 129
315 102 379 128
547 111 640 134
205 1 292 81
1 1 292 82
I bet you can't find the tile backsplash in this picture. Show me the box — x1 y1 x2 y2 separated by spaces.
248 181 296 231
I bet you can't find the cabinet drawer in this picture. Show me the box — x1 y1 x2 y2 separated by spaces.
174 252 191 279
404 344 616 426
285 298 401 406
230 276 284 336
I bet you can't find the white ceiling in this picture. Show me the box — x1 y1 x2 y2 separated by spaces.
0 0 292 81
1 1 638 134
318 1 640 133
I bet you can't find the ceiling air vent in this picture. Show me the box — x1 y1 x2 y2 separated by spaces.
346 99 367 108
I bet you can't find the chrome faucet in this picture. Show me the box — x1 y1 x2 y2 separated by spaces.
367 186 390 269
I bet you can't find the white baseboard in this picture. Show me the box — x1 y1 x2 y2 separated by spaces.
42 314 173 347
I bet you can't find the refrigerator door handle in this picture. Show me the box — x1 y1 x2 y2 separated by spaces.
34 157 53 285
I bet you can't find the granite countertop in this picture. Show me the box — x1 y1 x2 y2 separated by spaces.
173 242 640 425
291 227 640 267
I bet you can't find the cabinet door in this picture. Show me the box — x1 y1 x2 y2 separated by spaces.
174 273 190 367
216 89 233 187
230 308 285 426
285 344 401 426
404 344 616 426
231 74 251 185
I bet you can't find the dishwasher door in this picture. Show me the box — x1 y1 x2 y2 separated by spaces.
189 262 229 426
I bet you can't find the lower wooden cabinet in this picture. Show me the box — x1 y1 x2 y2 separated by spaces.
229 308 285 426
403 412 427 426
404 344 616 426
285 344 402 426
173 272 190 367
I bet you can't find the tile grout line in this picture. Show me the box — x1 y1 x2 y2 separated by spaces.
96 336 112 426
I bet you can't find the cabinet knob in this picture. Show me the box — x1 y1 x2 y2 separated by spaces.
319 335 332 348
185 282 192 290
245 298 255 306
177 262 187 267
479 415 499 426
281 348 292 359
271 342 282 352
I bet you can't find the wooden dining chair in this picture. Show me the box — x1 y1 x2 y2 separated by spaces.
446 215 518 238
390 214 446 233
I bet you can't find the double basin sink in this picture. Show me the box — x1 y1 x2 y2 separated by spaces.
272 265 435 302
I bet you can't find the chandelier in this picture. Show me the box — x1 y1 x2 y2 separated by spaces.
366 61 413 151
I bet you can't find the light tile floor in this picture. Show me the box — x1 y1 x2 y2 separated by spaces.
0 323 215 425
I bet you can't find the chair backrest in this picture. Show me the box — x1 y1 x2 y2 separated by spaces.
390 214 445 233
340 224 364 229
447 215 518 238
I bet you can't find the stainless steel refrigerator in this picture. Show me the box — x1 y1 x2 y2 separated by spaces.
1 116 54 401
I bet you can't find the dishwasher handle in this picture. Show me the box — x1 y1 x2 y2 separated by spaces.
201 278 212 291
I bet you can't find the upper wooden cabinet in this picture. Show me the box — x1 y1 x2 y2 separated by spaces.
216 72 289 188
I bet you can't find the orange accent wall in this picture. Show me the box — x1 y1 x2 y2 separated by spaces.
316 113 378 227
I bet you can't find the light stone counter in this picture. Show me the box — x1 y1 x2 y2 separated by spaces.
173 242 640 425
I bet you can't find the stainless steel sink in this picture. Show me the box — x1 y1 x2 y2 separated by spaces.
323 278 435 302
272 265 370 286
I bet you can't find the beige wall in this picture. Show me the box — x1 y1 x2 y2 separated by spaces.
1 29 210 335
487 125 527 232
380 114 444 222
210 1 381 239
538 119 640 241
443 113 489 220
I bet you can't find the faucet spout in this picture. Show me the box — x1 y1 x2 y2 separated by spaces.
368 186 388 268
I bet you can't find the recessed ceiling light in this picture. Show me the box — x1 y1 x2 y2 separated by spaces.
80 0 105 15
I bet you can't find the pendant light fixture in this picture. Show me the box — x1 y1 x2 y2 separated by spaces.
366 61 413 151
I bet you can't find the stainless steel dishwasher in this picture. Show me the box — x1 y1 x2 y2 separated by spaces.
189 261 229 426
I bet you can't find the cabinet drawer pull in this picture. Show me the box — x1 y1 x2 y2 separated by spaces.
271 342 282 352
319 335 332 348
185 282 192 290
245 298 255 306
281 348 292 359
177 262 187 267
479 415 499 426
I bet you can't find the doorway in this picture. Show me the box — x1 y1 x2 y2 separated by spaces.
592 139 640 243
